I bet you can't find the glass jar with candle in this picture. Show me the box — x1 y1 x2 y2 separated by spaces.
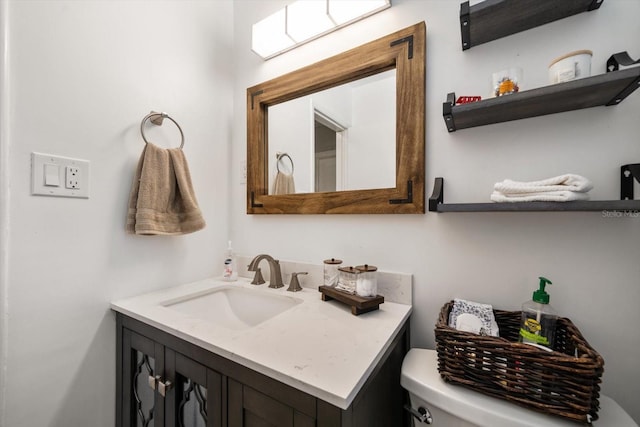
355 264 378 297
323 258 342 287
337 266 358 294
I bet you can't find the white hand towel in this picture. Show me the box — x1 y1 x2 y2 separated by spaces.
494 173 593 194
449 298 499 337
491 190 591 203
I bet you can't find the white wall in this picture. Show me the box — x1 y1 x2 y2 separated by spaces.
232 0 640 423
0 1 233 426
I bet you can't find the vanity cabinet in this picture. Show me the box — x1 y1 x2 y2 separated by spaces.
116 313 410 427
119 325 222 427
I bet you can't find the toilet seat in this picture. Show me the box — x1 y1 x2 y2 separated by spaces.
401 348 638 427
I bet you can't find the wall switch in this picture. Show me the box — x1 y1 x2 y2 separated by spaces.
44 163 60 186
31 152 90 198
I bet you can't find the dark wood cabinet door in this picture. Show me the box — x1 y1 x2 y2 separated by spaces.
227 379 314 427
165 349 223 427
116 312 409 427
121 328 166 427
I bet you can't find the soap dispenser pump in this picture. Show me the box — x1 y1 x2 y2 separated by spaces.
222 240 238 282
519 276 558 350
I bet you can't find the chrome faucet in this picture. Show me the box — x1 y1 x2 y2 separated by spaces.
247 254 284 289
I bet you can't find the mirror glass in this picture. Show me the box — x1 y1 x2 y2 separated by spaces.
268 69 396 194
247 22 425 214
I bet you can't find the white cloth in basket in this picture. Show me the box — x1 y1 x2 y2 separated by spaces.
448 299 499 337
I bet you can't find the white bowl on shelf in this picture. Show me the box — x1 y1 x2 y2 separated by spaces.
549 49 593 84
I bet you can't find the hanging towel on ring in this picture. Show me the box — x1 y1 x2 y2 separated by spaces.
271 171 295 195
126 142 205 235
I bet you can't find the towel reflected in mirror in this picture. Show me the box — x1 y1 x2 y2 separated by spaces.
272 152 295 195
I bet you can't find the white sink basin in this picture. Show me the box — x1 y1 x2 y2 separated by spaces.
162 285 303 330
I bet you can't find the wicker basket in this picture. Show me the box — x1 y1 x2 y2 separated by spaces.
435 300 604 424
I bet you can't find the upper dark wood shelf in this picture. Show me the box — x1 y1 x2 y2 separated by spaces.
460 0 603 51
429 177 640 213
443 67 640 132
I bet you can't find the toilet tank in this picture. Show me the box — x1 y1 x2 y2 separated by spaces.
400 348 626 427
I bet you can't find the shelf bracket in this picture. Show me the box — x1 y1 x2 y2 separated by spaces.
428 177 444 212
605 52 640 105
389 180 413 204
588 0 604 11
459 1 470 51
250 191 263 208
606 51 639 72
620 164 640 200
442 93 457 133
606 74 640 106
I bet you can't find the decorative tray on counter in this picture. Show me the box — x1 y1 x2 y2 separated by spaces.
318 285 384 316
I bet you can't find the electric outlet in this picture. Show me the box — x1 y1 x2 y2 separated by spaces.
66 166 80 189
31 152 89 198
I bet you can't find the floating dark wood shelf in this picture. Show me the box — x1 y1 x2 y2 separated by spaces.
443 67 640 132
460 0 603 51
429 177 640 213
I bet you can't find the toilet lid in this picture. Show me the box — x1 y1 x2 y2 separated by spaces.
400 348 637 427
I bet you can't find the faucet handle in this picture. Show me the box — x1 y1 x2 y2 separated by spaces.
287 272 307 292
251 268 265 285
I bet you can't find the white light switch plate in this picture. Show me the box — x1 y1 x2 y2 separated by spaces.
31 152 90 198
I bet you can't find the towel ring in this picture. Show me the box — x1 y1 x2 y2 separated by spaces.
276 152 294 174
140 111 185 149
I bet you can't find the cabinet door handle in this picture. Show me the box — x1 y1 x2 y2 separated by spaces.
158 379 173 397
148 375 172 397
148 375 160 391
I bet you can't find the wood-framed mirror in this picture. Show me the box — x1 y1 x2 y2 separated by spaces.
247 22 425 214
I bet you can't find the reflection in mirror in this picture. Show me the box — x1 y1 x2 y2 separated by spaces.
268 70 396 194
247 22 425 214
314 112 341 192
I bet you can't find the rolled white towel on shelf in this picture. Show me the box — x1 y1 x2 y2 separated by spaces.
491 173 593 203
494 173 593 194
490 190 591 203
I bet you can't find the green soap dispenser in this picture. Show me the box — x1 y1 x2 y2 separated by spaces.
519 277 558 350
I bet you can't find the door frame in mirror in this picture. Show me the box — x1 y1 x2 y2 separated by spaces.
247 22 425 214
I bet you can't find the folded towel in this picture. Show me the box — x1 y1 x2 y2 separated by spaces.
494 173 593 194
491 190 591 203
126 142 205 235
449 298 499 337
272 171 295 195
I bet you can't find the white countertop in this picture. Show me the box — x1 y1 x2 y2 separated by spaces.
111 276 412 409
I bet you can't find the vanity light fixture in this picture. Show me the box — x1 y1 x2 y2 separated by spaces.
251 0 391 59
